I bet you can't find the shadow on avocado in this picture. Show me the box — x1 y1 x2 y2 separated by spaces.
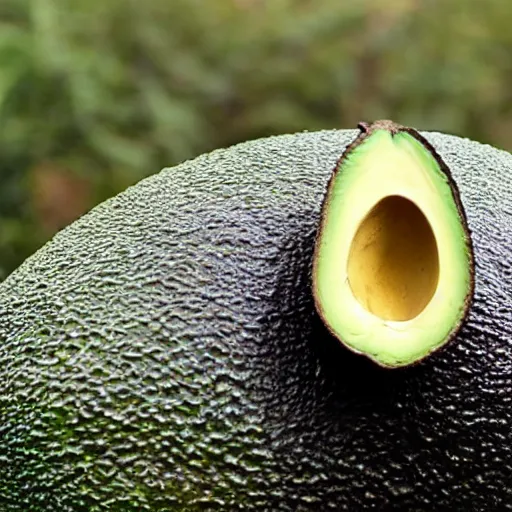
258 216 435 432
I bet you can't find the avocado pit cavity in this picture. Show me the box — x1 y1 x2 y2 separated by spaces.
347 195 439 322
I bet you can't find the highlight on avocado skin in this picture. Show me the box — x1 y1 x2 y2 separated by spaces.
312 120 474 369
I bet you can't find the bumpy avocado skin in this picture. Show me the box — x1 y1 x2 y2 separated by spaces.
0 130 511 511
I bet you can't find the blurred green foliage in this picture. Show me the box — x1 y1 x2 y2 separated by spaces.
0 0 511 279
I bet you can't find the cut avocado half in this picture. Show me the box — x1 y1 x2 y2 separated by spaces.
313 120 474 368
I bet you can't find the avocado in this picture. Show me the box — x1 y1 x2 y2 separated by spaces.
313 121 474 368
0 128 511 511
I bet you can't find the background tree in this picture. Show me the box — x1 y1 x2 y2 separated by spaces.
0 0 511 279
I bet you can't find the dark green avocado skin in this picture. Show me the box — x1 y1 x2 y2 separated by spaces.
0 130 511 511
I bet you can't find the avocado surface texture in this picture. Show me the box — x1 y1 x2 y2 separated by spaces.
0 129 511 511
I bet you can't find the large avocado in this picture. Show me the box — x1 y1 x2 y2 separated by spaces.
0 129 511 511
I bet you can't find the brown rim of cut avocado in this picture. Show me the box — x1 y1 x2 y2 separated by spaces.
312 120 475 368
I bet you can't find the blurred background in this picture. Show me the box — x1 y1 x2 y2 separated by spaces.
0 0 511 279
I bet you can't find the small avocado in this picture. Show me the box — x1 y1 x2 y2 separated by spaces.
313 120 474 368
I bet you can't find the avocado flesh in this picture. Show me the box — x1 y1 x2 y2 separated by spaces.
314 127 473 368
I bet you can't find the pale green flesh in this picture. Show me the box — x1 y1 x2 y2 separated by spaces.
314 129 472 367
